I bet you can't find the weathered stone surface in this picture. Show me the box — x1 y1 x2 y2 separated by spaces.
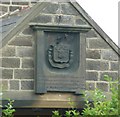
100 72 118 81
2 46 15 57
10 80 19 90
2 58 20 68
22 59 34 68
86 29 97 38
2 80 8 90
10 6 19 11
14 69 34 79
86 82 95 90
61 3 79 15
76 18 86 25
42 3 59 14
22 27 33 35
86 72 98 81
11 2 28 5
86 50 101 59
110 62 119 71
21 81 34 90
2 69 13 79
86 60 100 70
86 39 89 48
89 39 110 49
1 6 7 12
100 61 109 71
16 47 34 57
9 36 32 46
101 50 118 61
0 49 1 57
96 82 108 92
86 60 109 70
31 15 52 23
54 15 73 25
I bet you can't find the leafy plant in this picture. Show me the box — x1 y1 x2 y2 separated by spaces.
82 75 119 116
65 110 72 117
52 98 81 117
68 98 75 109
2 99 15 117
52 110 62 117
65 110 80 117
51 75 118 116
66 98 81 117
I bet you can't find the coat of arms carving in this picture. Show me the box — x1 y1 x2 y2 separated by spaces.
48 34 73 69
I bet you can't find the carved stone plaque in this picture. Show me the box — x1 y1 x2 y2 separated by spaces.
30 25 91 95
46 32 79 72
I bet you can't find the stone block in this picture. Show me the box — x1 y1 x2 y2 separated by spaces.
16 47 34 57
2 69 13 79
86 39 89 48
10 80 19 90
101 50 118 61
1 6 7 12
89 39 110 49
22 27 33 35
42 3 59 14
100 72 118 81
2 80 8 91
14 69 34 79
86 60 109 70
86 29 97 38
10 6 19 11
61 3 79 15
86 82 95 90
22 59 34 68
96 82 108 92
0 49 1 57
100 61 109 71
2 58 20 68
31 15 52 23
86 49 101 59
9 36 32 46
54 15 73 25
86 72 98 81
76 18 86 25
110 62 119 71
86 60 100 70
21 81 34 90
2 46 15 57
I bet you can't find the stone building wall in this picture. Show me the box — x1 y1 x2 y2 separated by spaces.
86 35 119 91
1 2 119 99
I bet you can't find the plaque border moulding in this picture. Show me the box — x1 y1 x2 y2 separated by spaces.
29 24 91 95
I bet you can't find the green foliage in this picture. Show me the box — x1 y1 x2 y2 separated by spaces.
52 110 62 117
52 98 81 117
52 110 81 117
51 75 118 116
68 98 75 109
82 75 119 116
65 110 72 117
2 99 15 117
65 98 81 117
65 110 80 117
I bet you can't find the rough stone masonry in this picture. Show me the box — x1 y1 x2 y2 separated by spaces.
0 2 119 106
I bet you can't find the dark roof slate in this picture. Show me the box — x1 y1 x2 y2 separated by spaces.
0 7 31 42
0 15 21 38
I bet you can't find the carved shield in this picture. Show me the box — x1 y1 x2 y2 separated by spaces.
53 43 70 63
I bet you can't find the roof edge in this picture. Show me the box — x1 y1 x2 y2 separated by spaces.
0 0 46 48
71 2 120 56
